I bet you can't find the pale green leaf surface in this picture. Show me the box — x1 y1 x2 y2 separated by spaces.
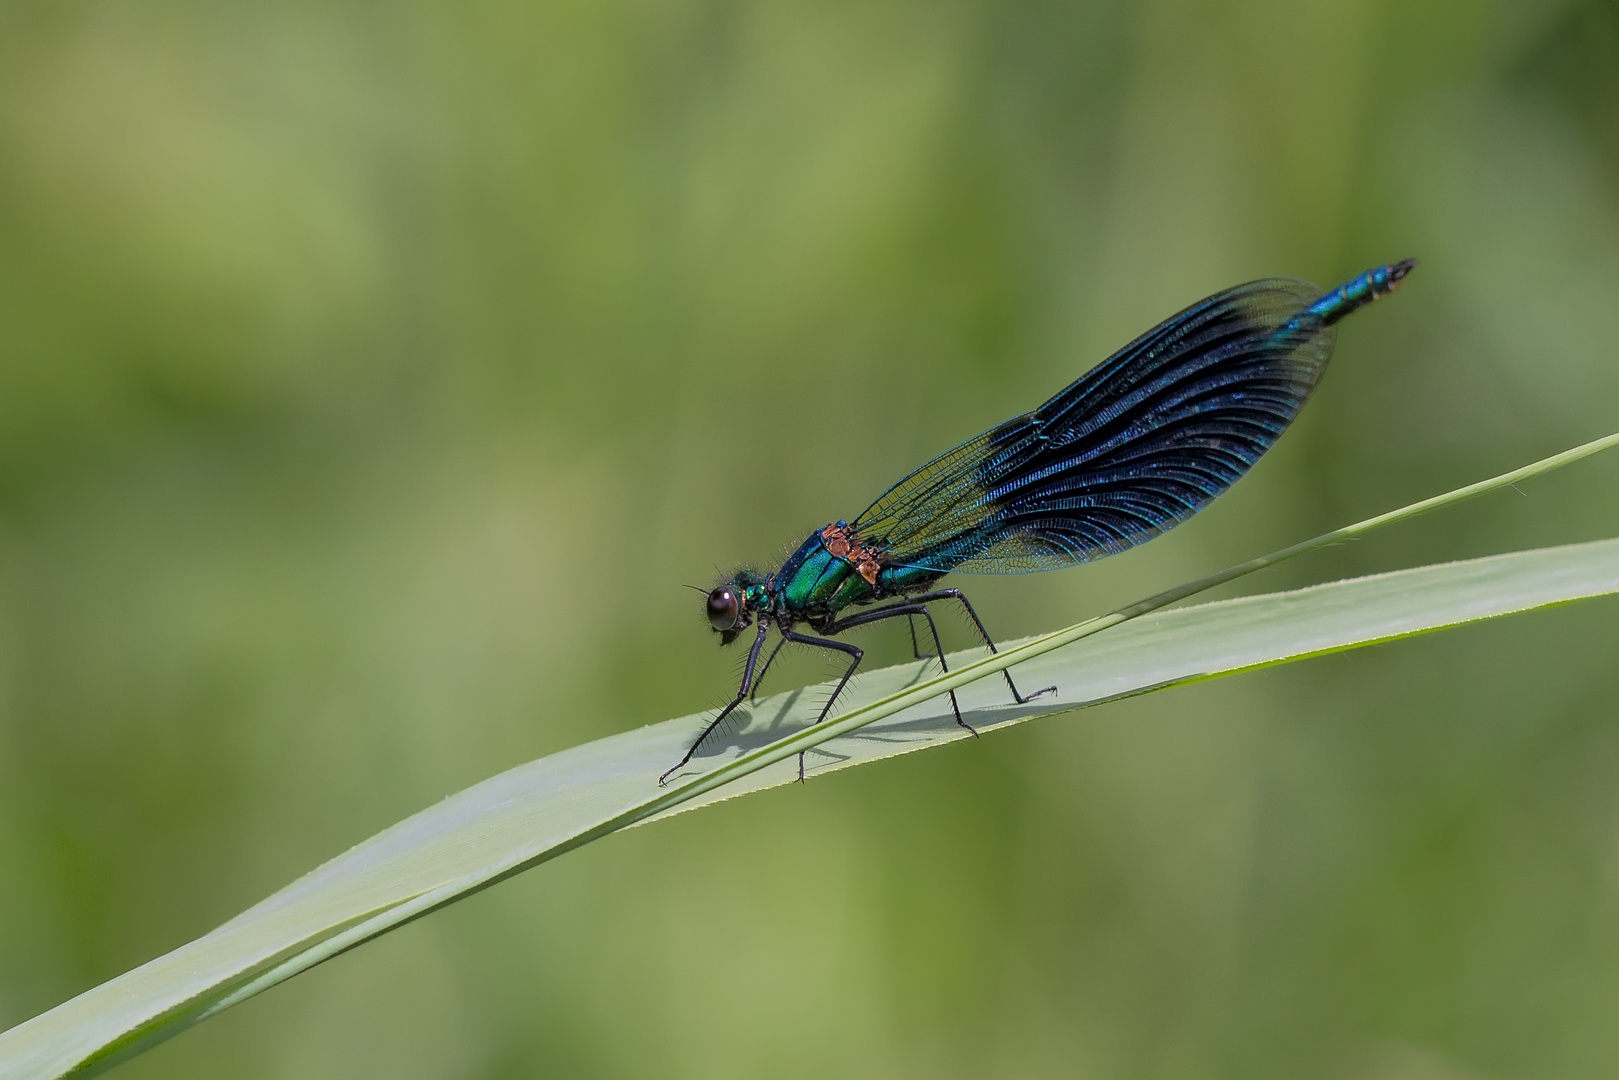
4 536 1619 1079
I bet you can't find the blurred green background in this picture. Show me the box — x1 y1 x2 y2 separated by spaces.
4 0 1619 1076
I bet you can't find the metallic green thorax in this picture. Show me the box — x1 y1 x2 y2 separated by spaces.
777 532 872 614
769 521 943 628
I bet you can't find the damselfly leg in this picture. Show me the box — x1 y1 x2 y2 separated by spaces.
659 620 770 786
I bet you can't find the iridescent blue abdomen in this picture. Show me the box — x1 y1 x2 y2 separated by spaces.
1302 259 1416 326
875 562 943 594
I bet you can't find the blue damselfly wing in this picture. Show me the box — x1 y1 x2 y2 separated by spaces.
855 277 1355 575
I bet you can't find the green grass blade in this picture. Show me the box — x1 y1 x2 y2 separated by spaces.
2 433 1617 1079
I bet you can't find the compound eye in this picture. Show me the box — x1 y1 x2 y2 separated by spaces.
706 586 741 631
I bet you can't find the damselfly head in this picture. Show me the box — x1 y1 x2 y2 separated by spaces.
707 571 766 643
706 584 741 633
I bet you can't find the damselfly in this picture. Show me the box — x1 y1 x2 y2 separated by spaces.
664 260 1416 785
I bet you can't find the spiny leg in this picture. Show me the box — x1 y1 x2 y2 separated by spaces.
748 637 789 703
906 615 928 661
899 589 1058 704
824 602 971 736
659 620 771 786
776 626 863 782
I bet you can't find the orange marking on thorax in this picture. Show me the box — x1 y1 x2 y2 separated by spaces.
821 523 883 585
